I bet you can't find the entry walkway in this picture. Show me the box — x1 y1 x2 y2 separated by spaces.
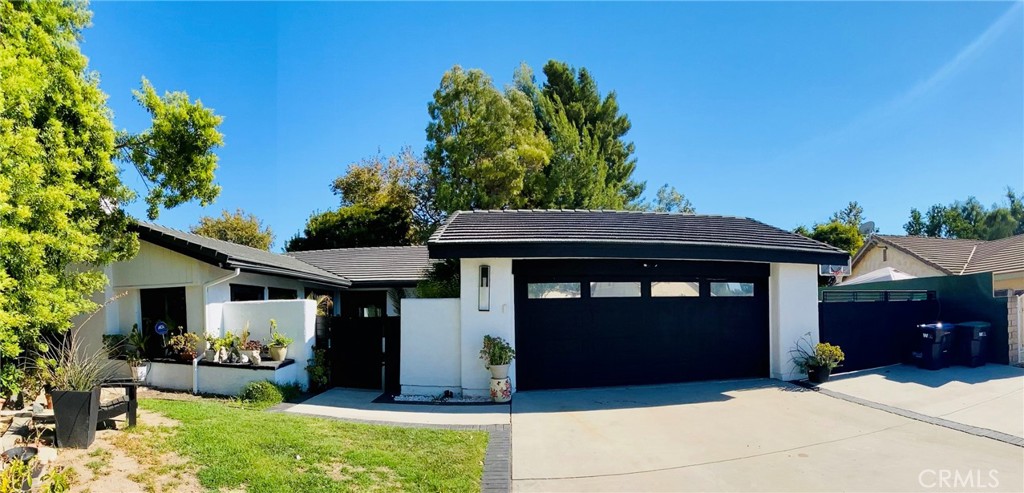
273 388 511 427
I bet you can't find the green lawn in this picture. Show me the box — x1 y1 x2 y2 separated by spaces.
135 398 488 493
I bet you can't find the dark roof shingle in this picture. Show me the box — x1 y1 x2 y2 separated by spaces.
287 246 430 287
428 210 849 265
133 222 351 287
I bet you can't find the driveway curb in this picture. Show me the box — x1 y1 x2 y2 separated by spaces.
794 382 1024 448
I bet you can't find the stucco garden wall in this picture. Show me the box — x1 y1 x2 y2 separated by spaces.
220 300 316 388
400 298 462 395
769 263 821 381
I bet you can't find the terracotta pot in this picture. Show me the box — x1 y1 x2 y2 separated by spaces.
269 346 288 361
45 394 53 410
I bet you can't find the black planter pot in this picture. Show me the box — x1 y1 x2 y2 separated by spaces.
807 365 832 384
52 387 100 449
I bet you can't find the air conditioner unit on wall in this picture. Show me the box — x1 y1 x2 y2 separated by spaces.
994 289 1011 298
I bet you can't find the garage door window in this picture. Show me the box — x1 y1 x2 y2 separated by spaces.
528 283 581 299
710 282 754 297
652 281 700 297
590 281 641 298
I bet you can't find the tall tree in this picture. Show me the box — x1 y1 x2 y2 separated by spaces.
286 204 412 251
903 190 1023 240
647 185 695 213
0 1 224 378
831 201 865 229
190 209 274 250
425 66 552 214
515 61 644 208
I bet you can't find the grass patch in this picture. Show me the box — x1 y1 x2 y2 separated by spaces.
137 398 488 493
85 447 112 476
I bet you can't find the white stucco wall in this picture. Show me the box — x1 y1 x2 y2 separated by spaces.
400 298 462 395
768 263 821 380
459 258 516 397
220 299 315 388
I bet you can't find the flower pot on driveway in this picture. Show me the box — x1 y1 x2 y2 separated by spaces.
488 364 510 379
52 387 101 449
807 365 832 384
269 346 288 361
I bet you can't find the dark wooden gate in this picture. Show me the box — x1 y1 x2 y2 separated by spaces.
819 290 939 372
329 316 401 394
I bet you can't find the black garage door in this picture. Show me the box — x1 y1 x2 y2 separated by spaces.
514 259 770 390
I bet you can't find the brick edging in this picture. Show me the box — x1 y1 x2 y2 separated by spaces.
792 382 1024 448
265 407 512 492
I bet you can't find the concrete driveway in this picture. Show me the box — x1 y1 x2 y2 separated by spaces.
511 380 1024 492
819 364 1024 439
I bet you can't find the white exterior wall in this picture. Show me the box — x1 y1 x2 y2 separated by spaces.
146 361 295 396
400 298 462 395
459 258 516 397
220 300 316 388
769 263 821 380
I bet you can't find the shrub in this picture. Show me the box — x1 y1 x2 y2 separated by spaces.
305 347 330 391
166 333 201 361
239 380 283 405
479 335 515 366
276 381 304 402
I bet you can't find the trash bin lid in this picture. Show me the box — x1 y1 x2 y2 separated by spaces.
917 322 951 329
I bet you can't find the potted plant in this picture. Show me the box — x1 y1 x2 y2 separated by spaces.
479 335 515 379
267 319 293 361
36 331 116 449
791 334 845 384
166 333 201 362
126 324 149 382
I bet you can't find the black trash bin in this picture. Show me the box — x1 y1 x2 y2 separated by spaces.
954 321 990 367
912 322 954 370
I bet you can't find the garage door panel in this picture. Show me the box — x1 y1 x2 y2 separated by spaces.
514 260 769 390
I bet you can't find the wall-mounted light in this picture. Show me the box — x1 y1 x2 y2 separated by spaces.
478 265 490 311
881 246 888 262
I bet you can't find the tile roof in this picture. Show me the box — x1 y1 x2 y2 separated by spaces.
428 210 849 265
287 246 431 287
132 222 351 287
862 234 1024 275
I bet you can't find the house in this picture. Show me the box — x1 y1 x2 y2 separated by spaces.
287 246 430 318
78 222 429 395
849 234 1024 294
399 210 849 397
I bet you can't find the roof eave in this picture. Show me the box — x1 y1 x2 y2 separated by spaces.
427 241 848 265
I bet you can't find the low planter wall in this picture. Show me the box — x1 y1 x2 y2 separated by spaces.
146 359 297 396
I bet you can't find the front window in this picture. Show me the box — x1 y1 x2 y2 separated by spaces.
590 281 641 298
652 281 700 297
710 282 754 297
527 282 581 299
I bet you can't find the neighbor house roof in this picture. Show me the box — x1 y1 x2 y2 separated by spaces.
427 210 850 265
132 222 351 288
287 246 431 288
853 234 1024 276
837 266 916 286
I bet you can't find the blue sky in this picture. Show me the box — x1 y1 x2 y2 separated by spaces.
85 1 1023 249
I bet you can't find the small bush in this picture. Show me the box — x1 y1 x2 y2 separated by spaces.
276 381 304 402
238 380 283 405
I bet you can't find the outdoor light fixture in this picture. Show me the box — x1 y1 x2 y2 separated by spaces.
479 265 490 311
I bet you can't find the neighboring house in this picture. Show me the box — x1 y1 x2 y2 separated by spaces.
288 246 430 318
850 234 1024 293
400 210 849 397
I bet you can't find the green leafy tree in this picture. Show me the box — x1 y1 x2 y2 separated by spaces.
905 209 926 236
285 204 413 251
806 221 864 255
904 190 1023 240
0 1 224 375
647 185 695 213
190 209 274 250
425 66 552 213
514 62 642 208
831 201 865 229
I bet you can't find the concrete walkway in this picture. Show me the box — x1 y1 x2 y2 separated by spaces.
511 380 1024 492
275 388 511 427
819 364 1024 439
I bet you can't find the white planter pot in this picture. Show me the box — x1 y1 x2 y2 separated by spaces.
269 346 288 362
132 365 148 383
488 364 510 379
205 349 217 361
490 377 512 403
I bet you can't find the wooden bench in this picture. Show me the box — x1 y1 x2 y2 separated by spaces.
98 379 138 427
